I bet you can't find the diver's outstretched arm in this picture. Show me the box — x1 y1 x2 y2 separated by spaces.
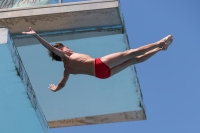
49 69 70 92
22 27 65 58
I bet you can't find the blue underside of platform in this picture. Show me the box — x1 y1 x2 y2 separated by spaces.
16 34 142 122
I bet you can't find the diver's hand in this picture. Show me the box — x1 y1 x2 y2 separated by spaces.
49 84 57 92
22 27 36 35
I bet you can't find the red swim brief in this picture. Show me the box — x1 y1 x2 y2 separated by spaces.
95 58 111 79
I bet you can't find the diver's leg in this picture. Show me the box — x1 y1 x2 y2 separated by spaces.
101 35 173 68
110 47 163 76
132 35 173 55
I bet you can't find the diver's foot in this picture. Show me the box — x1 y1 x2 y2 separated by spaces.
157 35 173 50
162 35 173 50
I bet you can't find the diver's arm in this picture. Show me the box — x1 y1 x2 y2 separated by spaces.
49 70 70 92
22 27 65 58
34 34 54 51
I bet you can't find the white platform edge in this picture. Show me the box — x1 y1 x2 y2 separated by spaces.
0 28 8 45
0 0 118 19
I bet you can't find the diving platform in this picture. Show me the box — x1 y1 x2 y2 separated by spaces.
0 0 146 132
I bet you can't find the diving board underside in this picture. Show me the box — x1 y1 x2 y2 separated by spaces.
14 33 146 128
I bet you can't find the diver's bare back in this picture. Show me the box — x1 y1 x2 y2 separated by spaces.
63 52 95 76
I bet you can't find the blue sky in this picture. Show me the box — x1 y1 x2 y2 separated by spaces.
49 0 200 133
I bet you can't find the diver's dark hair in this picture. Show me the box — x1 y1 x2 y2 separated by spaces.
48 42 64 61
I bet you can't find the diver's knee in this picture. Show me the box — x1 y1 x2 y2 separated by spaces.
125 49 138 58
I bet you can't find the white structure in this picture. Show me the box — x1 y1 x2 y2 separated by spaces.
0 0 146 132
